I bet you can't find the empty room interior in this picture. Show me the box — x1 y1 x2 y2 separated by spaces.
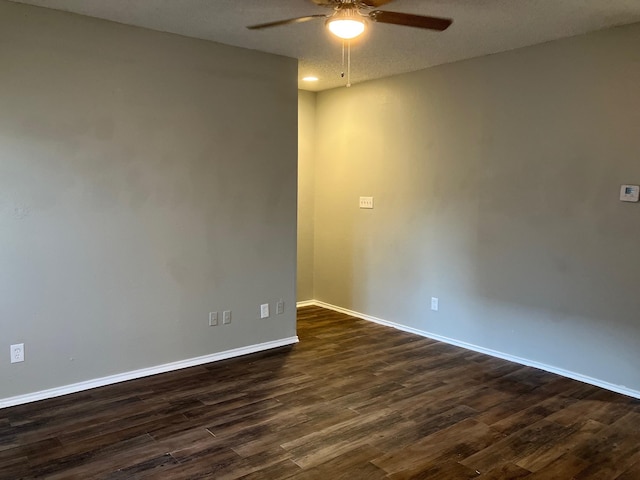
2 0 640 478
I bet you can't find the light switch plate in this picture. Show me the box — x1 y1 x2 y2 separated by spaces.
430 297 439 312
620 185 639 202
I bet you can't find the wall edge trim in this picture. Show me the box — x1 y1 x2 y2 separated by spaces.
303 300 640 400
0 336 299 409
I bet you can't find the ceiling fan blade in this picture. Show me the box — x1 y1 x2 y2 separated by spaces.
247 15 326 30
311 0 394 6
369 10 452 31
360 0 395 7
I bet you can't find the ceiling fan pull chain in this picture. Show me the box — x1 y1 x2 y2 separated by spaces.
341 40 346 79
347 40 351 87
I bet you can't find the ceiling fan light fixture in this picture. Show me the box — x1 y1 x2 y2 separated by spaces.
326 10 366 39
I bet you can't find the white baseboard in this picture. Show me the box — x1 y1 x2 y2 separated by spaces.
0 336 299 409
301 300 640 400
296 300 316 308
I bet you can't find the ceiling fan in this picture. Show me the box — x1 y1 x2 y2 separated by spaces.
247 0 453 40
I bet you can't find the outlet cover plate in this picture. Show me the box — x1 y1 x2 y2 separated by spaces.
223 310 232 325
260 303 270 319
11 343 24 363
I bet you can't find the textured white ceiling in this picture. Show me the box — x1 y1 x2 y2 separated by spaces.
9 0 640 91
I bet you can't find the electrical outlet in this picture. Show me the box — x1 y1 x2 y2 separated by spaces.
223 310 232 325
260 303 270 319
359 196 374 209
209 312 218 326
276 300 284 315
431 297 439 312
10 343 24 363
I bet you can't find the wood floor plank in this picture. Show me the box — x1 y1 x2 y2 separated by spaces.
372 417 501 476
1 305 639 479
616 456 640 480
524 452 590 479
515 418 606 472
460 418 576 473
235 458 301 480
288 445 387 480
388 460 480 480
477 463 531 479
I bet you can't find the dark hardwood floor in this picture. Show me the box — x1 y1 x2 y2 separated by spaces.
2 306 640 479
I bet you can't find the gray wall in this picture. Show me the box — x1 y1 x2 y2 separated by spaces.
0 1 298 400
310 24 640 391
297 91 316 302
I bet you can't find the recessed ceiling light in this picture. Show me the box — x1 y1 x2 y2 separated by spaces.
302 76 319 82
